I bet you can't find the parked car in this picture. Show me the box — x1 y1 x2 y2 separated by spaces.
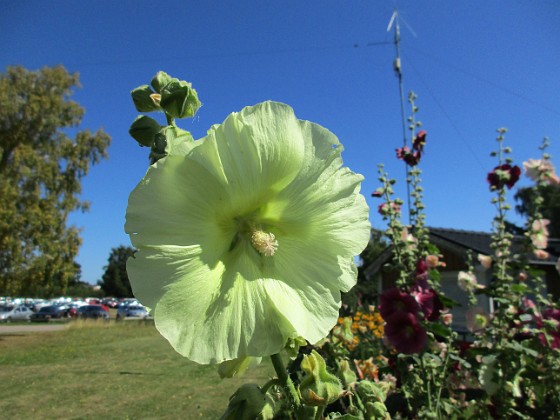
75 305 110 320
102 297 119 308
30 305 68 322
116 304 151 320
0 305 33 322
67 301 87 318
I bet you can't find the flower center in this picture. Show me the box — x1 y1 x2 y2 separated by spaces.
250 230 278 257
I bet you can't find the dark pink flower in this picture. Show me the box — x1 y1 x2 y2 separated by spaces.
396 146 421 166
384 311 427 354
371 188 384 198
537 308 560 349
378 202 401 216
411 287 443 321
415 259 429 288
413 130 427 153
379 287 421 321
486 164 521 190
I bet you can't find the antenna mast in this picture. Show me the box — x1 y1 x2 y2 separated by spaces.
388 8 412 225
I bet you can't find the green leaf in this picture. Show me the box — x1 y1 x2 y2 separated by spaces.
427 322 452 338
511 283 528 294
438 294 461 308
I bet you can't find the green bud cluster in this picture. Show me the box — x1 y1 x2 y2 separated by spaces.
129 71 201 163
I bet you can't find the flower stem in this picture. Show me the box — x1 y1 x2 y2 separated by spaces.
270 353 302 414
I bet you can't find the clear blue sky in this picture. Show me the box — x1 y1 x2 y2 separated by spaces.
1 1 559 284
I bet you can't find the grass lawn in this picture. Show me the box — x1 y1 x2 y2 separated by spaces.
0 320 276 419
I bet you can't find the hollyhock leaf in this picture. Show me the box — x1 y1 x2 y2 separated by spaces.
125 101 370 363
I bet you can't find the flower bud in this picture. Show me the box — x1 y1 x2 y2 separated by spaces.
150 71 174 93
148 126 195 163
337 359 357 385
365 401 390 420
284 336 307 359
131 84 160 112
220 384 275 420
160 78 201 119
356 380 387 403
298 350 343 406
129 115 162 147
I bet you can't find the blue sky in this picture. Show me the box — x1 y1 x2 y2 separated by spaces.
2 1 559 284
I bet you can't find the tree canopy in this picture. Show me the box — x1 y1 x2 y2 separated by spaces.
515 184 560 237
98 245 135 298
0 65 111 296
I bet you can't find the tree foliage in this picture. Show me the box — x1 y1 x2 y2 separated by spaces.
0 65 111 296
515 184 560 237
98 245 135 298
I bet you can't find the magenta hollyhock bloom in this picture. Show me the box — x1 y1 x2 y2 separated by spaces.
411 286 443 321
384 311 427 354
486 164 521 190
379 287 421 321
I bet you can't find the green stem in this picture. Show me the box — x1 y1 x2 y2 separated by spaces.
314 406 325 420
165 114 175 126
261 378 282 394
435 338 452 418
419 356 433 413
270 353 302 413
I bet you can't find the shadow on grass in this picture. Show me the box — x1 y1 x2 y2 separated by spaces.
71 369 166 376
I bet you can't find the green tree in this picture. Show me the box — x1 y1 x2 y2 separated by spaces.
515 184 560 237
0 65 110 296
98 245 135 298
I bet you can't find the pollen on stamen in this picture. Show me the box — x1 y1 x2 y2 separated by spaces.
251 230 279 257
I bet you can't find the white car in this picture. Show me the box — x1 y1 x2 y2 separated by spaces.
0 305 33 322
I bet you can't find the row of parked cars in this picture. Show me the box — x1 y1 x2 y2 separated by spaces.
0 297 151 323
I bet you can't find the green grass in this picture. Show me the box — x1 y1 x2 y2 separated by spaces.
0 320 276 419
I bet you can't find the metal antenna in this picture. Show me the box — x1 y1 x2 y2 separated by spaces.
387 7 412 225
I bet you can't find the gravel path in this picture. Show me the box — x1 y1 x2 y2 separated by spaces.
0 323 66 333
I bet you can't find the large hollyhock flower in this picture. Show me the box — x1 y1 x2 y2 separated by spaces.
384 311 427 354
125 101 370 364
523 158 560 185
379 287 421 321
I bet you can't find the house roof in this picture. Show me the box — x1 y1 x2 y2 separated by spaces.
364 227 559 278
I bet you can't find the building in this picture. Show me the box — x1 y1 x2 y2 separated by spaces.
364 227 560 330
